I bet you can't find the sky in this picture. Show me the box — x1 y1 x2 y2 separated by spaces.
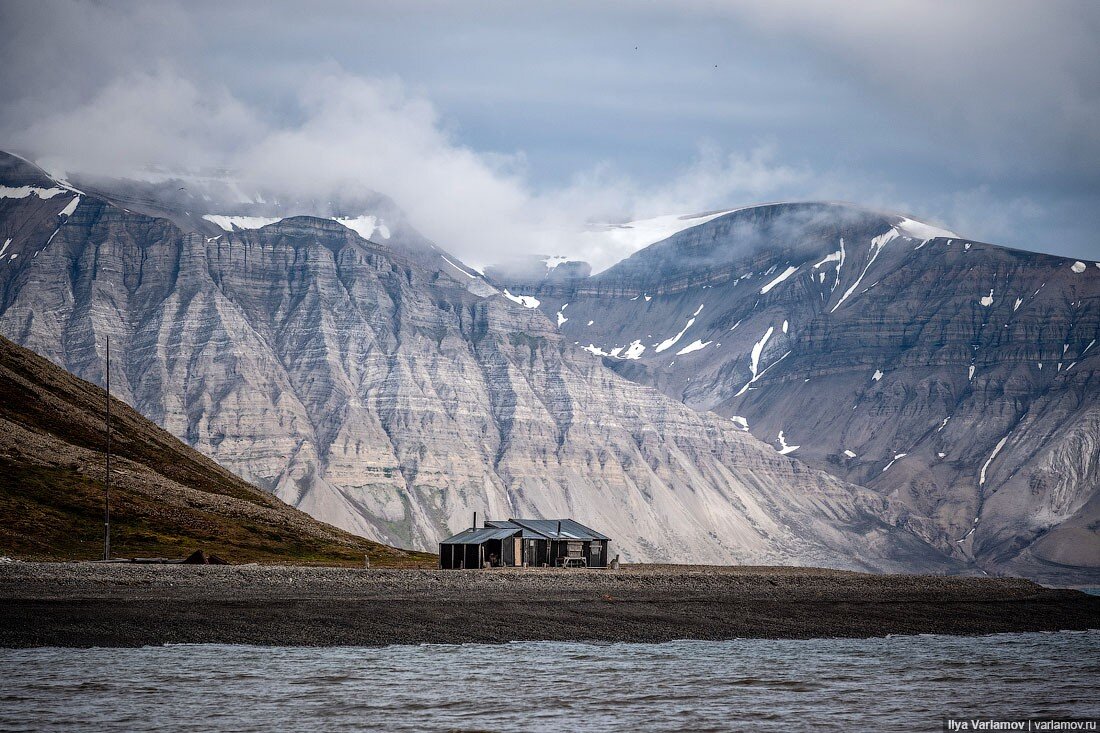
1 0 1098 270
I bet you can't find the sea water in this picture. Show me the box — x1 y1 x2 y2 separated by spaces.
0 632 1097 732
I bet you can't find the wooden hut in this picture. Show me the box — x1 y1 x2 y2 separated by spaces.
438 517 610 569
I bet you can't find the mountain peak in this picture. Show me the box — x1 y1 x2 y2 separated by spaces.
574 201 961 276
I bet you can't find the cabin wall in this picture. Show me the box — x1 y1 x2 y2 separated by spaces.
464 544 480 569
441 532 611 569
524 539 547 567
587 540 608 568
438 544 448 569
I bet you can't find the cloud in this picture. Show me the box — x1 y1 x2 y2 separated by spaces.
0 1 195 128
24 71 258 180
8 63 813 271
546 144 814 269
713 0 1100 180
941 185 1046 247
2 0 1096 266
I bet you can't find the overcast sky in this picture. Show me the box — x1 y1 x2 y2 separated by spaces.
1 0 1097 269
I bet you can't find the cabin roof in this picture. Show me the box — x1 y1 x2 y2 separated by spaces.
482 520 543 539
491 518 610 541
439 518 610 545
438 527 520 545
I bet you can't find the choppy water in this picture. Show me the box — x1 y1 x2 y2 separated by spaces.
1 632 1097 732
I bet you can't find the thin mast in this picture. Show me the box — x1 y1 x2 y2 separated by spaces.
104 335 111 561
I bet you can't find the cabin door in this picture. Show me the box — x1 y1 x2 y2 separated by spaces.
513 537 522 566
590 543 602 567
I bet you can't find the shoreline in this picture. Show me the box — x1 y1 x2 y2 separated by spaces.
2 563 1097 648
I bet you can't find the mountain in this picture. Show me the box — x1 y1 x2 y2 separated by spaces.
489 202 1100 584
0 152 962 572
484 254 592 286
0 333 430 565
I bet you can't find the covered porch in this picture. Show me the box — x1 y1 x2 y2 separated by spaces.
438 527 523 569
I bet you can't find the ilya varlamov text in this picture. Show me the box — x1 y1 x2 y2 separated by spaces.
945 720 1098 731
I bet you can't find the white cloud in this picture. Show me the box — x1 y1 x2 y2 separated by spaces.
941 185 1046 247
4 1 1095 265
23 71 257 180
12 67 814 271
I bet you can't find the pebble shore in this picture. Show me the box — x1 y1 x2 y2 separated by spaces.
2 562 1096 647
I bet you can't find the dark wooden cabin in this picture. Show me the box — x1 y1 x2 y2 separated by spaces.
439 517 610 569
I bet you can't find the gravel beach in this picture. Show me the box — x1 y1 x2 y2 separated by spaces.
1 563 1096 647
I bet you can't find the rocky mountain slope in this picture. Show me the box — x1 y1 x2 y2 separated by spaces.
0 333 430 565
0 152 962 571
491 202 1100 583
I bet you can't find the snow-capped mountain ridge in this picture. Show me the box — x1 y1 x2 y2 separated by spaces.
497 203 968 304
491 201 1100 584
570 202 960 275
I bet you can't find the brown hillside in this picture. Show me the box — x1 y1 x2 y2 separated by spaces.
0 335 434 566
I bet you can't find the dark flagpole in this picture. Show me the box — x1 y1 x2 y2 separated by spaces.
104 334 111 561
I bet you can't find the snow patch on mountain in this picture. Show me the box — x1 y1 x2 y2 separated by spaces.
56 196 80 218
620 340 646 359
760 265 799 294
895 217 958 240
676 339 712 355
749 327 775 379
832 238 846 290
439 253 475 278
734 326 781 397
543 255 573 269
502 290 540 308
203 215 283 231
882 453 907 472
333 215 391 241
979 435 1010 486
776 430 799 455
814 249 842 269
654 306 703 353
831 229 898 312
556 304 568 327
0 185 66 200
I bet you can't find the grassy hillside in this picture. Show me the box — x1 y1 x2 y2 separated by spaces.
0 336 435 566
